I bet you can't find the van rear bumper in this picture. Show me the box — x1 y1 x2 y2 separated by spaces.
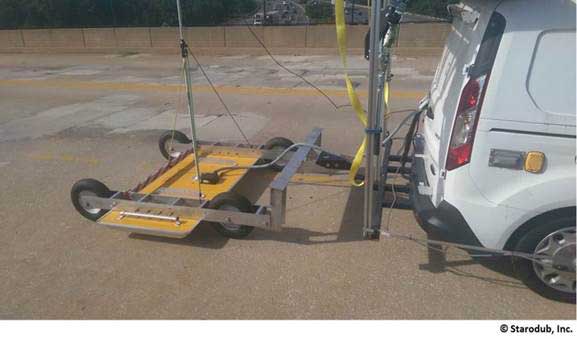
410 156 483 247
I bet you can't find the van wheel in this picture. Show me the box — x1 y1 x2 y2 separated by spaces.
159 130 192 160
513 215 576 303
209 192 255 239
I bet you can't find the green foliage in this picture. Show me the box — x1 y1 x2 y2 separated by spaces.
406 0 458 19
305 2 333 22
0 0 257 28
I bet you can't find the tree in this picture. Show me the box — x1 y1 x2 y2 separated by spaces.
0 0 258 28
406 0 457 19
305 1 334 23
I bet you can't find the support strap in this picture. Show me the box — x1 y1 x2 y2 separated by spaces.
335 0 391 187
335 0 367 187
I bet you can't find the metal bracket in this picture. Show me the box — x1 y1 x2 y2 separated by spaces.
417 183 432 196
270 128 323 230
315 151 352 170
365 127 383 134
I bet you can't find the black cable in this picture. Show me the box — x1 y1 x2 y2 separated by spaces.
399 110 421 168
242 19 350 110
187 47 252 146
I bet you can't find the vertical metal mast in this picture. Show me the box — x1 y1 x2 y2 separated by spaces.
176 0 203 201
363 0 389 239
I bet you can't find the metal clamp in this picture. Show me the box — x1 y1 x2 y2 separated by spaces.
365 127 383 135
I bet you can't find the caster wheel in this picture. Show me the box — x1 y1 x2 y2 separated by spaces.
159 130 192 160
71 179 112 222
209 192 255 239
263 137 294 172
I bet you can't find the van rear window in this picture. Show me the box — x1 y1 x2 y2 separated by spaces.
470 12 506 78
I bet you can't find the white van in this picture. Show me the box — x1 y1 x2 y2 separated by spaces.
410 0 576 301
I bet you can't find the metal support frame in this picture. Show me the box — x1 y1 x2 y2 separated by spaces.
85 128 325 236
364 0 390 239
83 194 271 229
109 0 403 242
270 128 323 229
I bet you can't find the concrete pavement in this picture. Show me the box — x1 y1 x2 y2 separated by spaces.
0 53 574 319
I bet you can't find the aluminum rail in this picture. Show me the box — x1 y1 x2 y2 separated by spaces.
364 0 389 238
82 195 271 229
176 0 203 201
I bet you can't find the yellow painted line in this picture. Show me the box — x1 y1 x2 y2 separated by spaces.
291 173 351 187
0 78 425 99
25 150 352 185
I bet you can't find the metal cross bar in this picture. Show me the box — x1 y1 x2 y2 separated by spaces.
82 195 271 229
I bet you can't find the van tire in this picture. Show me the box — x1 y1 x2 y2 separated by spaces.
512 214 576 303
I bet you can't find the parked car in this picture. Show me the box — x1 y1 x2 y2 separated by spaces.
411 0 576 302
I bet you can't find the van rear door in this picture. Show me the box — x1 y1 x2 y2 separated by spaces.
421 0 499 206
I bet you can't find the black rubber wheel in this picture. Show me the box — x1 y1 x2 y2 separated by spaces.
512 213 576 303
263 137 294 171
209 192 255 239
159 130 192 160
71 179 112 222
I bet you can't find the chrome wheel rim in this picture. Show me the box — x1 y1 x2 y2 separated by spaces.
219 205 242 231
79 191 101 214
164 140 182 159
533 227 576 293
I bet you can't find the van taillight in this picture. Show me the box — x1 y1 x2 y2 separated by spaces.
446 75 487 171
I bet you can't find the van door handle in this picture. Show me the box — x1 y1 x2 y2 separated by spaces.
426 107 434 119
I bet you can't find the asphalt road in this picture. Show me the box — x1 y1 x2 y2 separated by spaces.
0 53 573 319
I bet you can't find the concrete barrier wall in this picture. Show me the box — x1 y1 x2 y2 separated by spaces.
0 23 450 55
20 29 52 48
84 28 116 48
0 30 24 48
224 26 264 48
115 28 152 48
397 23 452 47
263 26 306 48
150 27 177 48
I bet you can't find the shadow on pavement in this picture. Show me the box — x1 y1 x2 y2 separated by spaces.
418 239 526 290
128 223 230 249
249 185 366 244
127 185 366 247
127 185 528 293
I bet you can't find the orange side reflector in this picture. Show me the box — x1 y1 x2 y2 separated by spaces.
524 152 545 173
